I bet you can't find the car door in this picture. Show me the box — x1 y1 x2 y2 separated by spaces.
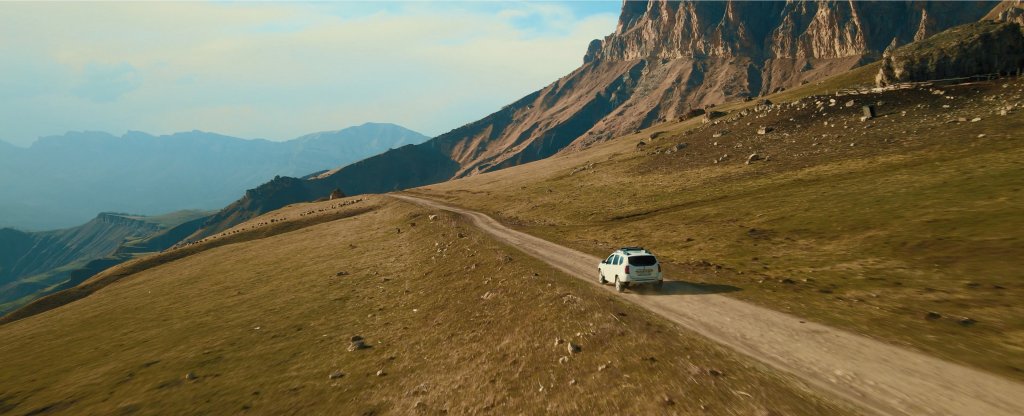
612 255 622 278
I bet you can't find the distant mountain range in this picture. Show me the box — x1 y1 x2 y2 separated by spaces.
0 122 428 230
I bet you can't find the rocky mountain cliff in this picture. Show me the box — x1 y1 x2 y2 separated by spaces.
358 0 993 172
191 1 997 238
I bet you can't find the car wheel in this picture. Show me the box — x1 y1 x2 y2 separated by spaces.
654 280 664 291
615 277 625 293
598 271 607 285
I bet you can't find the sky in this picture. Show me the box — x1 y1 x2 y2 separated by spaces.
0 1 620 147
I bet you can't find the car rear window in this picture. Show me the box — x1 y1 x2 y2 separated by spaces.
628 255 657 266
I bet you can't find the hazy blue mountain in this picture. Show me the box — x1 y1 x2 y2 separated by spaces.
0 123 428 230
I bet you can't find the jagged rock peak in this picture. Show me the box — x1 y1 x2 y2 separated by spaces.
584 1 995 64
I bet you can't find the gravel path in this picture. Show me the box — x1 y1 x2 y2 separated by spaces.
393 193 1024 416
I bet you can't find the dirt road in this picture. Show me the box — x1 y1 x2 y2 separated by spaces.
393 194 1024 416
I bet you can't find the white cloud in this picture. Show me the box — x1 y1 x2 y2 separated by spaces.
0 1 618 145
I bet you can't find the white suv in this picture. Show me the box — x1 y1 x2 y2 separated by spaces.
598 247 663 292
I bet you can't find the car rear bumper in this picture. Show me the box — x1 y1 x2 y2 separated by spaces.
623 274 661 283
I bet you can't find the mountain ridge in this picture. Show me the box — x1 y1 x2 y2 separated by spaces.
0 122 428 230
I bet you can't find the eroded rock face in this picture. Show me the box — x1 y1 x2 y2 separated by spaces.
563 0 992 151
987 0 1024 26
597 1 996 61
588 1 992 92
876 21 1024 86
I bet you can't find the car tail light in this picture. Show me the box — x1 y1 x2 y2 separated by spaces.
625 265 630 274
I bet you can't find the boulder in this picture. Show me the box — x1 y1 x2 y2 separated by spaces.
862 105 876 119
877 21 1024 86
348 335 368 351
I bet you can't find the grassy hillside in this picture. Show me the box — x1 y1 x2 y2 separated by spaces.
0 196 850 415
412 75 1024 380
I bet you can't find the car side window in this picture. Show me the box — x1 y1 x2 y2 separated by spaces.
605 255 615 264
614 256 622 265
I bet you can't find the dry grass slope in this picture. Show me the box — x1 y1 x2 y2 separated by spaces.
0 196 850 415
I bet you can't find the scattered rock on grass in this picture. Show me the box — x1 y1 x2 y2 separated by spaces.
959 317 977 326
568 343 581 354
925 311 942 320
329 371 344 380
185 372 198 381
348 336 368 351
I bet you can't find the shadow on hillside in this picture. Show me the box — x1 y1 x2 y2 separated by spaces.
632 280 741 296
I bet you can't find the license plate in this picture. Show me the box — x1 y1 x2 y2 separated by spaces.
637 269 651 276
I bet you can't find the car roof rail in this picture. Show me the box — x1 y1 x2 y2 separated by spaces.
620 246 645 252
